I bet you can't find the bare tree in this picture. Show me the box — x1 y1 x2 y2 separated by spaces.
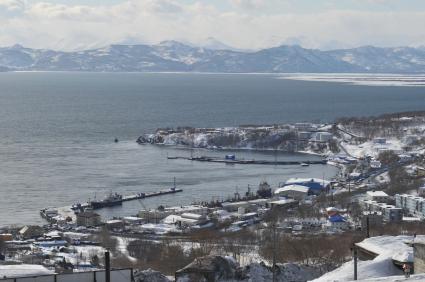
0 238 6 255
96 227 117 254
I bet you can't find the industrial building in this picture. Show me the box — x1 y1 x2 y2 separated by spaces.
274 185 309 200
281 178 330 195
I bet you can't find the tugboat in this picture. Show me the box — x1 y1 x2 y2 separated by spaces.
90 192 123 209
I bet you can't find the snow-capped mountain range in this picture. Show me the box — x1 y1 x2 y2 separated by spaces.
1 41 425 73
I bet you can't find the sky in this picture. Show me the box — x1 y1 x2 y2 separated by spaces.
1 0 425 51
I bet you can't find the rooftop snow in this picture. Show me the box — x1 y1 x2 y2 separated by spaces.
274 185 310 194
285 178 330 185
366 191 389 197
355 235 424 262
314 235 425 282
0 264 53 278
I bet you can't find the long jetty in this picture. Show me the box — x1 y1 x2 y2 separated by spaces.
70 188 183 210
167 156 327 165
122 188 183 202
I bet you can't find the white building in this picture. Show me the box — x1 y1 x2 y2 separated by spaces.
366 191 389 203
221 201 250 212
274 185 309 201
162 213 209 228
314 132 333 142
269 199 297 209
360 200 402 222
395 194 425 219
370 160 382 169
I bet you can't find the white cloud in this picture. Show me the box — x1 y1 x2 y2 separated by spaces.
230 0 266 9
0 0 24 11
0 1 425 50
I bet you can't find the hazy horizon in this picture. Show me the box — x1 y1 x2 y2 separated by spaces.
2 40 425 53
1 0 425 51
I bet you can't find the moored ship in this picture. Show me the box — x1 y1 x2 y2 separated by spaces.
90 192 123 209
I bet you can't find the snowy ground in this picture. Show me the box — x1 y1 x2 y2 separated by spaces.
114 236 138 262
374 172 390 184
341 139 404 159
356 235 421 262
40 244 106 267
356 273 425 281
312 255 402 282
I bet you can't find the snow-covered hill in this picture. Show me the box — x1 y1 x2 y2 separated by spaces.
1 42 425 73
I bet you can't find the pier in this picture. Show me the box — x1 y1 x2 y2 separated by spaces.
167 156 327 165
122 188 183 202
68 188 183 211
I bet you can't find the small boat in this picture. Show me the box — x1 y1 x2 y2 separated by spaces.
114 138 119 143
300 163 310 167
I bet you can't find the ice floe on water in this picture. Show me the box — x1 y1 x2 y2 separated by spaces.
279 73 425 87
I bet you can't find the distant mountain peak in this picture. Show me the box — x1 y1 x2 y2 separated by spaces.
1 43 425 73
200 37 235 50
11 44 25 50
158 40 191 48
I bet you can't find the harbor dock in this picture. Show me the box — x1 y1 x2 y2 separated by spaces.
167 156 327 165
66 187 183 211
122 188 183 202
41 187 184 223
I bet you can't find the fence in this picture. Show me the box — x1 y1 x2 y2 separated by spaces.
0 268 133 282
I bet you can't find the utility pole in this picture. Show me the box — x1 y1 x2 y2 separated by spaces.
105 251 111 282
348 180 351 195
272 222 278 282
366 216 370 238
353 245 358 280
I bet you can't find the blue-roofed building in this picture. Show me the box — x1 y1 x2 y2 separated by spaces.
280 178 331 195
323 214 350 231
328 214 346 223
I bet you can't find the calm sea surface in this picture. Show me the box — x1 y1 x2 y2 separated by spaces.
1 72 424 226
